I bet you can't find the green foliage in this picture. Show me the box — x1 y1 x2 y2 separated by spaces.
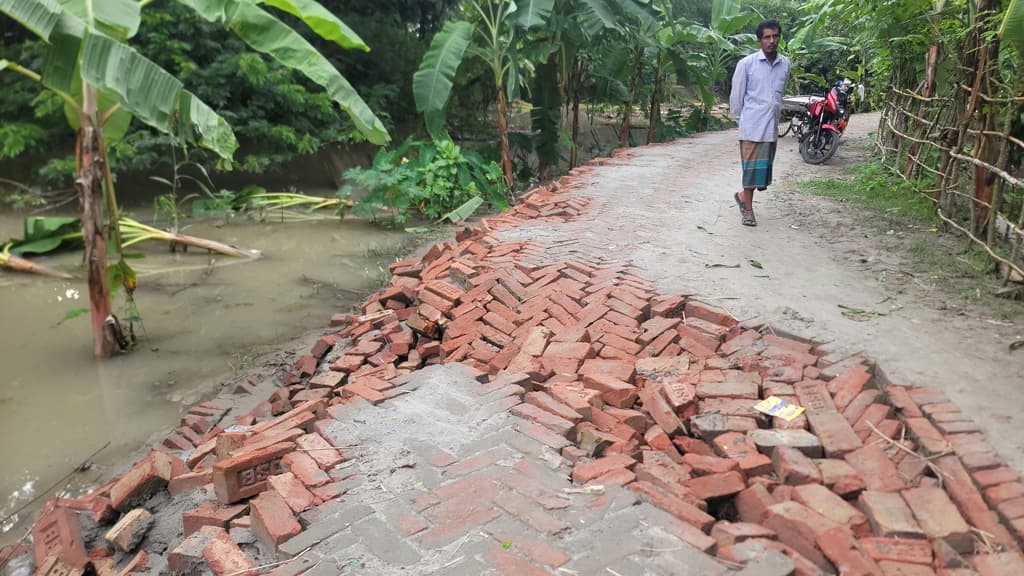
799 161 938 223
8 215 82 255
344 138 506 225
0 122 47 158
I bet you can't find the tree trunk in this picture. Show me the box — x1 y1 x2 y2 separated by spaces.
904 44 940 179
970 0 1000 235
570 58 583 169
495 88 514 192
647 51 664 145
619 47 644 148
77 123 116 359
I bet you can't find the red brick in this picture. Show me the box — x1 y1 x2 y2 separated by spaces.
828 365 871 406
183 501 248 536
524 391 583 424
294 432 343 470
511 403 575 438
31 505 88 570
858 491 925 539
998 497 1024 521
685 471 745 500
638 384 684 435
842 389 880 425
485 545 552 576
681 453 739 476
792 484 869 536
572 454 636 484
579 358 635 383
589 467 636 486
852 403 892 440
169 471 212 497
844 444 904 493
202 527 257 576
815 459 866 497
807 411 863 457
815 526 882 575
250 491 301 552
582 373 638 408
710 521 777 548
267 472 318 513
685 300 737 327
860 537 933 565
628 481 715 531
281 451 331 487
761 501 841 570
902 418 950 456
773 446 822 485
110 452 176 511
792 380 837 415
735 484 777 524
986 482 1024 506
971 552 1024 575
212 442 294 504
883 385 922 417
696 378 759 400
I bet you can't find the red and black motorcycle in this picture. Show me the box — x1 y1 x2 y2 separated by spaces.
798 80 853 165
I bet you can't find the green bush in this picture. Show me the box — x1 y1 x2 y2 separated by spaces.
343 138 507 225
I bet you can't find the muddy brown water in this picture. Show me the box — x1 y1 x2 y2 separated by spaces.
0 210 419 544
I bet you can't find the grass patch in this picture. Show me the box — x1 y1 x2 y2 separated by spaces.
799 161 938 224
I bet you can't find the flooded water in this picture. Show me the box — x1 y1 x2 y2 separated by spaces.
0 209 419 544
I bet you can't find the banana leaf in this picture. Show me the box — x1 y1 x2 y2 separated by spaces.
515 0 554 29
10 216 82 255
177 0 387 145
1001 0 1024 45
0 0 63 40
414 21 472 113
438 196 483 224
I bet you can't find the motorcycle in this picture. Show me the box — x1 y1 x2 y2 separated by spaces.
798 80 853 165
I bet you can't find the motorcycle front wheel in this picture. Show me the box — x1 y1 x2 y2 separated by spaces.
800 130 840 164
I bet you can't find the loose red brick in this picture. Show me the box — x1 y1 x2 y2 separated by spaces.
807 411 863 457
828 365 872 410
267 473 318 514
579 358 635 383
859 537 933 565
250 491 301 552
774 446 823 485
794 380 838 413
638 384 684 435
582 373 638 408
858 491 925 539
294 433 343 470
511 403 575 438
815 459 866 497
844 444 904 493
281 451 331 487
761 501 841 570
793 483 870 536
628 481 715 531
735 484 777 524
884 385 923 418
986 482 1024 507
202 527 257 576
182 501 247 537
815 526 882 575
572 454 636 484
710 521 777 548
843 389 881 425
904 418 951 456
685 471 746 500
972 552 1024 575
31 505 88 570
685 300 737 327
110 451 176 511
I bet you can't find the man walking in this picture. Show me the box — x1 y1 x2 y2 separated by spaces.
729 19 790 227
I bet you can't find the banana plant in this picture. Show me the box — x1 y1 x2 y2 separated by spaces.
1 0 386 358
414 0 556 190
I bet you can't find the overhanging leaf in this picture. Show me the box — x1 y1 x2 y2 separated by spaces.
0 0 63 40
413 21 472 113
260 0 369 50
514 0 554 29
58 0 140 40
1000 0 1024 45
178 0 388 145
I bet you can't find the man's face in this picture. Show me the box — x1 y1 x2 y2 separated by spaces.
759 27 781 56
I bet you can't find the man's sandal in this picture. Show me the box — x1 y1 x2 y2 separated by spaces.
734 193 757 227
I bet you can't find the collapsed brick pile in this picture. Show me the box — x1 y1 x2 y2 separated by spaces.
6 164 1024 576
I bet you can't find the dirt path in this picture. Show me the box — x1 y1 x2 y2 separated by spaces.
501 113 1024 472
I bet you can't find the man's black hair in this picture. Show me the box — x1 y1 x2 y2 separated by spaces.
756 19 782 39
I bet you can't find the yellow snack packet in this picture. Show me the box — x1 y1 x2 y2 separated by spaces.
753 395 806 422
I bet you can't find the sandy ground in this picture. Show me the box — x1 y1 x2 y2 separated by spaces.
502 112 1024 472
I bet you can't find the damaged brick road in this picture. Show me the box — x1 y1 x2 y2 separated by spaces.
5 146 1024 576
